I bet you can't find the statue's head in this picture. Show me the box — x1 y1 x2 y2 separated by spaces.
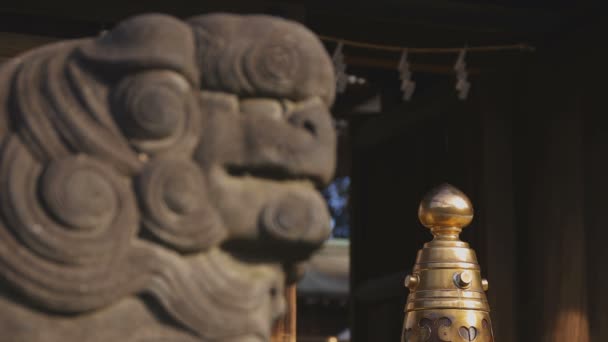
0 13 336 341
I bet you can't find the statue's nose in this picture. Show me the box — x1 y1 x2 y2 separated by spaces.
287 99 333 140
285 99 336 186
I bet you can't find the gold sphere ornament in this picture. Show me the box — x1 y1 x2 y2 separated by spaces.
418 183 473 239
402 184 494 342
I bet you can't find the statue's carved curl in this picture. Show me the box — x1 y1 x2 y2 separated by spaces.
0 13 336 341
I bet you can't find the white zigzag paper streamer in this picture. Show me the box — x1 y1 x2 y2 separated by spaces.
454 48 471 100
332 42 348 94
398 49 416 101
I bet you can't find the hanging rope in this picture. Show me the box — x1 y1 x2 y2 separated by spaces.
318 35 534 101
319 35 535 53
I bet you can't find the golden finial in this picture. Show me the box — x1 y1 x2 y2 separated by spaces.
402 184 494 342
418 183 473 239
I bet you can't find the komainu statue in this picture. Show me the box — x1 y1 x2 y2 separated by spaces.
0 13 336 341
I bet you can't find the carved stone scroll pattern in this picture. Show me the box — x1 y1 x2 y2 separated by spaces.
0 12 336 342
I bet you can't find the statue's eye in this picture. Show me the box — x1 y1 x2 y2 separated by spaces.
239 99 283 120
279 99 294 116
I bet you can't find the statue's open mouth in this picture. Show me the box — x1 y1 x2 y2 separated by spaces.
225 164 325 190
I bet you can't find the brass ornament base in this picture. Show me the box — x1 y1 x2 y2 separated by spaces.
403 310 493 342
402 184 495 342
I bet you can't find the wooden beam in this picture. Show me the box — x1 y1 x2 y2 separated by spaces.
0 0 301 24
0 0 585 46
0 32 57 59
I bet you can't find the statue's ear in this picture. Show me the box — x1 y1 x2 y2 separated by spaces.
77 13 198 85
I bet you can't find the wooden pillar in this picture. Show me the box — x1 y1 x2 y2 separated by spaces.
272 285 297 342
538 116 589 342
477 74 517 342
516 50 590 342
581 47 608 342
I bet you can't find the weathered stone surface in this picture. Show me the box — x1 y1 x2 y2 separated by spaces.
0 13 336 341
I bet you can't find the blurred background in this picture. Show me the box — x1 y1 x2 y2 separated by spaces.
1 1 606 341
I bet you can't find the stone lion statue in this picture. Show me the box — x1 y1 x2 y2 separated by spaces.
0 13 336 341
